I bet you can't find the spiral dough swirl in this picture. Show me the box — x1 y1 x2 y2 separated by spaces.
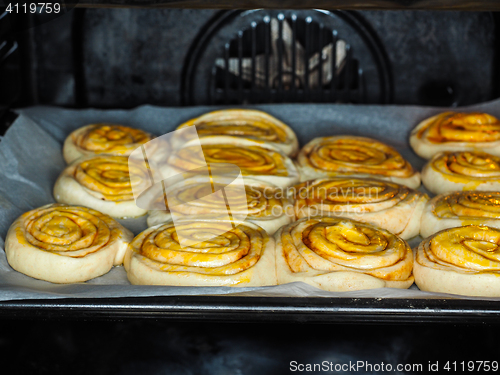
415 112 500 143
169 184 287 218
170 144 287 176
305 137 413 176
422 151 500 194
276 217 414 290
292 178 427 239
5 204 133 283
418 226 500 273
174 110 299 157
420 192 500 238
73 156 146 201
124 220 276 286
431 151 500 179
77 124 152 153
297 136 419 188
64 124 154 163
410 112 500 159
414 225 500 296
177 110 285 142
21 205 121 257
434 192 500 219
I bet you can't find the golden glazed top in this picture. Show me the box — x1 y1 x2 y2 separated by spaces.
280 217 412 281
433 192 500 220
74 155 148 201
430 151 500 182
176 109 289 143
301 137 415 177
169 144 289 176
415 112 500 143
17 205 121 257
74 124 153 155
419 226 500 272
166 182 288 219
130 221 268 278
293 178 416 215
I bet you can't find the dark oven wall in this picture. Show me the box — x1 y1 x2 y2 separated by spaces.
2 9 499 108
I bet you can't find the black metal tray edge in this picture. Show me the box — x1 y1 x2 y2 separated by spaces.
1 296 499 324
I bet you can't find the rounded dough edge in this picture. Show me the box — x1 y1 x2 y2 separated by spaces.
421 158 500 195
5 213 133 283
124 221 277 286
414 253 500 297
410 113 500 160
53 159 147 219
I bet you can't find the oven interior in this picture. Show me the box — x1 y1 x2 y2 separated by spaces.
2 9 500 112
1 5 500 375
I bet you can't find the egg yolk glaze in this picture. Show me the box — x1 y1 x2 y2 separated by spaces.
280 217 413 282
74 124 153 155
303 137 415 177
293 178 419 215
130 221 268 278
418 225 500 273
433 192 500 220
166 182 288 219
169 144 289 176
177 109 288 143
431 151 500 183
415 112 500 143
74 156 148 201
17 205 121 258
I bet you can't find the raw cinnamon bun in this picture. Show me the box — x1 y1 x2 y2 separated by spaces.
175 109 299 157
275 216 414 291
5 204 133 283
54 155 148 218
414 225 500 297
147 177 293 235
410 112 500 160
292 178 427 239
63 124 154 164
297 136 420 188
165 137 299 188
124 220 276 286
420 191 500 238
421 151 500 194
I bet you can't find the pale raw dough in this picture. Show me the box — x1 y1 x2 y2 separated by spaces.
4 204 133 283
63 124 154 164
53 155 147 219
163 137 300 188
414 226 500 297
410 112 500 160
146 177 293 234
421 151 500 195
275 217 414 292
420 191 500 238
293 178 428 240
297 136 420 189
124 219 277 286
174 109 299 157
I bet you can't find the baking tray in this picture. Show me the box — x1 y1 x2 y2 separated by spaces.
1 104 500 324
2 295 500 324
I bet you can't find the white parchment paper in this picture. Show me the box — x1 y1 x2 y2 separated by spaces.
1 101 500 302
